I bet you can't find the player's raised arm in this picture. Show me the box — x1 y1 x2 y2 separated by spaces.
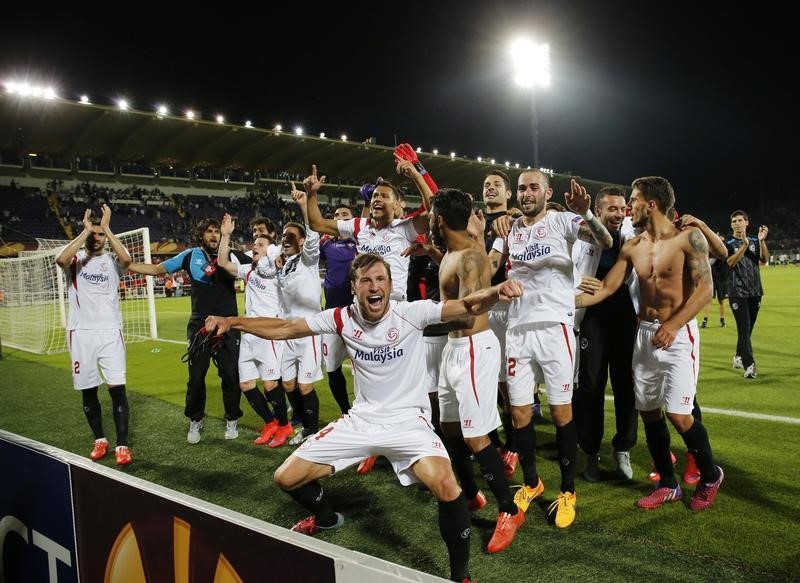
216 213 239 277
567 179 613 249
99 204 132 268
55 209 93 267
302 165 339 237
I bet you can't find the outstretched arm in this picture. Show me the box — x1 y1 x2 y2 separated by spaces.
302 165 340 236
204 314 313 341
442 279 523 320
575 250 632 309
55 209 93 267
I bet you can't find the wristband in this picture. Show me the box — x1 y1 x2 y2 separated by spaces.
581 209 595 222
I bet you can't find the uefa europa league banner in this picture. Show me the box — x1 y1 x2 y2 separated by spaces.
70 465 335 582
0 437 78 583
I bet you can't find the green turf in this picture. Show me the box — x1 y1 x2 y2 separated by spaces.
1 268 799 582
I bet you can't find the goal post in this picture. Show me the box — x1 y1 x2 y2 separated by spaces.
0 227 159 354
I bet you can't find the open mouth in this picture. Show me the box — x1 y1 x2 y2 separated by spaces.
367 294 383 307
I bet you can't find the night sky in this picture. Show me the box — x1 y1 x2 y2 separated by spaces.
2 2 795 217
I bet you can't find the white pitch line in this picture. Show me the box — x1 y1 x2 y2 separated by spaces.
604 395 800 424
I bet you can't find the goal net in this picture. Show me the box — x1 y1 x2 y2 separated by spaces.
0 228 158 354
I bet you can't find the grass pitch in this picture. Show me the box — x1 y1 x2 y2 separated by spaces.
1 267 798 582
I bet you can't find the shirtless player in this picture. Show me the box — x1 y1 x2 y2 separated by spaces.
577 176 724 511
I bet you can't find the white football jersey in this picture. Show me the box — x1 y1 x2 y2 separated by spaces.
305 299 444 423
507 212 582 329
277 227 321 319
237 261 280 318
63 251 125 330
337 217 418 300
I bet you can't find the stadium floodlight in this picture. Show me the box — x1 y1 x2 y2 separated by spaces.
416 147 422 153
490 158 496 164
185 110 195 120
117 99 129 110
511 38 550 169
450 152 456 159
294 126 303 136
157 105 168 116
477 156 483 162
274 124 282 132
319 132 326 138
79 94 90 104
432 148 439 155
4 81 57 100
216 114 225 123
505 161 510 167
244 120 253 128
514 163 520 168
340 134 347 141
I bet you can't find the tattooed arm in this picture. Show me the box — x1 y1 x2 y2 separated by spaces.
576 216 613 249
653 227 713 349
564 178 613 249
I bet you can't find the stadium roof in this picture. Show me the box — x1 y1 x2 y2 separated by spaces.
0 93 623 195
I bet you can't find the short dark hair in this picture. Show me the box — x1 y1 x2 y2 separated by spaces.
596 186 626 202
283 221 306 239
374 179 401 200
250 216 276 232
349 253 392 284
730 210 749 221
194 218 221 244
484 170 511 193
546 201 566 213
630 176 675 214
432 188 473 231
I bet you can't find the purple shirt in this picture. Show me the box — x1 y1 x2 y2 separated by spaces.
321 235 357 308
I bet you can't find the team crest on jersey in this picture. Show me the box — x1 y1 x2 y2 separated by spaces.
100 263 109 272
380 232 390 243
535 225 547 239
386 327 399 342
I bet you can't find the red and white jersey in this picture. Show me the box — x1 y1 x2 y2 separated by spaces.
507 212 582 329
305 299 444 423
62 251 125 330
278 227 321 319
237 261 280 318
337 217 418 300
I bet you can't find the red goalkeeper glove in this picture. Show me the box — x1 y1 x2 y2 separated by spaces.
394 143 439 195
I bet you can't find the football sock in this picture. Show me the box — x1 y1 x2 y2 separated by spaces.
244 387 274 423
437 493 471 582
556 420 577 493
644 416 677 488
474 445 517 515
108 385 129 446
513 422 539 488
327 367 350 414
283 481 338 527
81 386 104 440
679 419 719 483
